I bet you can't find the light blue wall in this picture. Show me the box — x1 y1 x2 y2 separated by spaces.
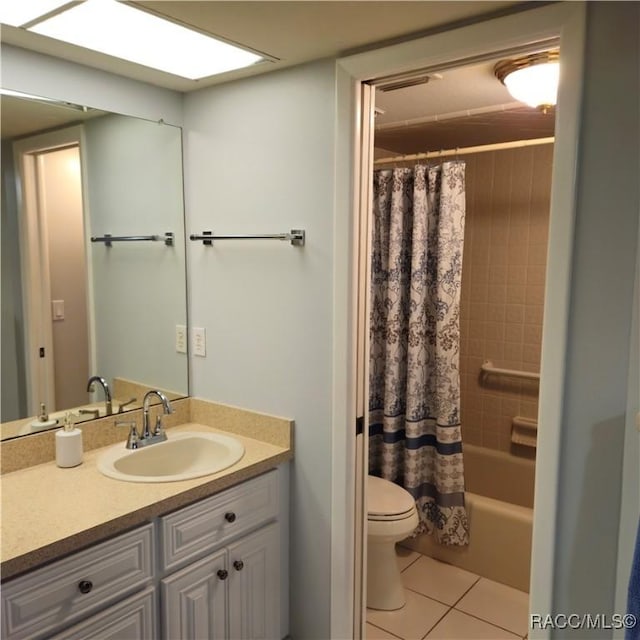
84 114 188 394
183 59 337 639
551 2 639 635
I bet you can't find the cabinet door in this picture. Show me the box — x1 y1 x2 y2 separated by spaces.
227 522 280 640
50 587 156 640
161 549 228 640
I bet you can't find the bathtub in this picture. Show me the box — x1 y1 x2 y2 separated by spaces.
402 444 535 592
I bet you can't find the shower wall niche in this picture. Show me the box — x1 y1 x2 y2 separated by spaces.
459 143 553 454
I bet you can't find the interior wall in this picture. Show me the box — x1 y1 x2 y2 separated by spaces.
1 141 27 421
84 114 188 394
183 59 337 640
460 144 552 454
551 2 639 633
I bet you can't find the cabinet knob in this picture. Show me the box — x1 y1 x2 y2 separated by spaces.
224 512 236 523
78 580 93 594
233 560 244 571
217 569 229 580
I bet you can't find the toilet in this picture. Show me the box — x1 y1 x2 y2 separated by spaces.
367 475 419 610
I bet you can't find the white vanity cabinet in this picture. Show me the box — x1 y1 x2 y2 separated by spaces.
1 525 155 640
1 468 285 640
160 470 281 639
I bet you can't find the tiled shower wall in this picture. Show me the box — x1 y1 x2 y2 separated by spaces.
459 144 553 453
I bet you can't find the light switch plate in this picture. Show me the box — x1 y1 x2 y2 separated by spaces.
52 299 65 320
193 327 206 357
175 325 187 353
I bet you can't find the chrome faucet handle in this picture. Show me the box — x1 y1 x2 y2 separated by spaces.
79 408 100 419
117 397 137 413
153 414 166 438
115 420 140 449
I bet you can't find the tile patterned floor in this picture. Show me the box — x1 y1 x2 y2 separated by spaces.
366 547 529 640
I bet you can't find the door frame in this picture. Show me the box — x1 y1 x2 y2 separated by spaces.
332 3 586 638
13 125 95 415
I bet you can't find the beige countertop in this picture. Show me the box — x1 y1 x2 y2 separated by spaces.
1 422 292 581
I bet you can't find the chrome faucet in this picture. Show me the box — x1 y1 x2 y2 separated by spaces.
141 390 173 445
86 376 112 416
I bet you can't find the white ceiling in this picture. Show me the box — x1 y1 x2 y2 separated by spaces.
1 1 523 92
373 55 556 153
375 60 517 127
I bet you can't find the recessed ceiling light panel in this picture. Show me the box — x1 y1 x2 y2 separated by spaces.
0 0 71 27
27 0 264 80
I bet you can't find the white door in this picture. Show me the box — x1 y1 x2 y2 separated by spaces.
13 126 93 416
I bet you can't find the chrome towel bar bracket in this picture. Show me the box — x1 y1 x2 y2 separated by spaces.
91 232 174 247
189 229 305 247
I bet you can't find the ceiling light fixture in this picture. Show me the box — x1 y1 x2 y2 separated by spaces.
3 0 266 80
494 51 559 113
0 0 72 27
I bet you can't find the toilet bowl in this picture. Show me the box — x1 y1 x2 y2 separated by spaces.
367 475 419 611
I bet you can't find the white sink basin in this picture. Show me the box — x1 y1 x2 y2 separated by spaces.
97 431 245 483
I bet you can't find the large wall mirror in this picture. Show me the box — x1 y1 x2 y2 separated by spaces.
1 90 189 441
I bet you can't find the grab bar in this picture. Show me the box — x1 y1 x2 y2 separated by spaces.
189 229 305 247
481 360 540 381
91 232 174 247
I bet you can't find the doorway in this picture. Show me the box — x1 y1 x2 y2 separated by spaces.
363 56 554 638
13 127 92 416
333 4 586 639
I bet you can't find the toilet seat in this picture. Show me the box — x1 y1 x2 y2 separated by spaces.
367 475 416 520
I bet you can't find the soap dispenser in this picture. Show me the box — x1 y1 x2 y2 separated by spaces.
55 413 83 468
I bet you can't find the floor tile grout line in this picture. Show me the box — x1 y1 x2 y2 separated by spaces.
448 574 483 609
403 585 459 609
366 620 404 640
402 574 482 610
451 605 527 637
419 604 455 640
398 550 422 573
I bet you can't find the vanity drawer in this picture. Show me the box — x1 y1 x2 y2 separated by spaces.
49 586 157 640
160 470 278 572
1 524 154 640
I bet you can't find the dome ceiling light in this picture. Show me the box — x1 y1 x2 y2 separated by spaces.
494 51 560 113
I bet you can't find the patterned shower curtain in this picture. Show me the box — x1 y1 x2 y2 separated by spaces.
369 162 469 546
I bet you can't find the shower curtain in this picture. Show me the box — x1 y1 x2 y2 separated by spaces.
368 162 469 546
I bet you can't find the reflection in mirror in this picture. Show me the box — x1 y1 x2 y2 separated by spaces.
1 91 188 441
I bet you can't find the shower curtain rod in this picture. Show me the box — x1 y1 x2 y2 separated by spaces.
373 136 554 165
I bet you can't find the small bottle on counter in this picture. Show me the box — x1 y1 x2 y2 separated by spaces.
55 413 83 468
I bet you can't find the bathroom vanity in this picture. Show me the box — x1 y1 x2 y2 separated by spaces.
0 402 293 640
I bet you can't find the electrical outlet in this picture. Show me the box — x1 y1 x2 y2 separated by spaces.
175 325 187 353
193 327 206 357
